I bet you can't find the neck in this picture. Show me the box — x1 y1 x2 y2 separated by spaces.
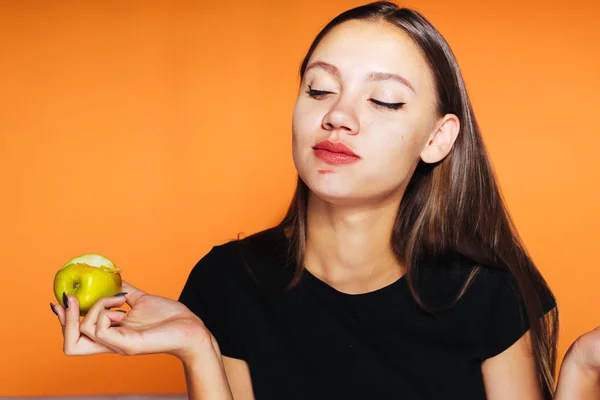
304 191 406 294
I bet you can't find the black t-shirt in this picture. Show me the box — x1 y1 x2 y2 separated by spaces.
178 227 556 400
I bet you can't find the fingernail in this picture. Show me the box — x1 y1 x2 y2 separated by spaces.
62 292 69 309
116 310 127 313
50 303 58 316
114 292 128 297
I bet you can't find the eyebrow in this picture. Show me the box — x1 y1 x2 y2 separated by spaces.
304 60 416 94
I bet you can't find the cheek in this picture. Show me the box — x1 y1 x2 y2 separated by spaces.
292 102 321 149
372 117 419 155
362 125 423 182
291 108 312 170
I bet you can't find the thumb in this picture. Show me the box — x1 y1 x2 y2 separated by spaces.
119 281 146 307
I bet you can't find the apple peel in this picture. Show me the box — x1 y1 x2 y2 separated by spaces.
60 254 122 273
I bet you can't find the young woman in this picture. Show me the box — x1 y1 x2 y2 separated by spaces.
51 2 600 399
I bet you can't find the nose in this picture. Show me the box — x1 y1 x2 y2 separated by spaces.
321 101 360 135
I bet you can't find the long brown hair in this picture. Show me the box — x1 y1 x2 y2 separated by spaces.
240 1 558 396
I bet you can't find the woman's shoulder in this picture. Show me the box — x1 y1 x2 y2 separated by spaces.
183 225 294 293
466 263 556 314
417 258 555 317
417 258 556 358
413 258 504 307
178 230 290 361
468 264 556 358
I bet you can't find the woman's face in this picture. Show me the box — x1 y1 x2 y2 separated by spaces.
292 19 458 206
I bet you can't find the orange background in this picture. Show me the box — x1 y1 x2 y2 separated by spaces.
1 0 598 396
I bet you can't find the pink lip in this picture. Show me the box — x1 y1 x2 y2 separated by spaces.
312 140 360 165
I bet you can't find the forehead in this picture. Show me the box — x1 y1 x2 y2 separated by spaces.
307 19 433 93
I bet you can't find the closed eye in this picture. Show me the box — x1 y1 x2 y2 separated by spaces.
370 99 405 110
306 85 333 98
306 85 405 111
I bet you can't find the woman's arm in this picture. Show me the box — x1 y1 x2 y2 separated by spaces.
483 327 600 399
183 354 234 400
554 327 600 399
182 355 255 400
180 338 255 400
222 356 256 400
554 357 599 399
482 331 546 400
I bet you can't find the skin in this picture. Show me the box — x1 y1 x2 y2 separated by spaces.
291 19 458 294
52 18 599 400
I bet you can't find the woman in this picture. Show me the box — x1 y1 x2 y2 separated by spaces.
51 2 600 399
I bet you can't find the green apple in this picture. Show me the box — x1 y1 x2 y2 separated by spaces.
54 254 122 316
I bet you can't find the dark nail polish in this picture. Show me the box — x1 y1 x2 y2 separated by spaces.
114 292 128 297
50 303 58 316
62 292 69 309
116 310 127 313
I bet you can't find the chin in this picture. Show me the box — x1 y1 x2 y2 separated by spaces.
304 177 361 205
303 171 403 209
296 160 365 203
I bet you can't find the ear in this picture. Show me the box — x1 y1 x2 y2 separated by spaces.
420 114 460 164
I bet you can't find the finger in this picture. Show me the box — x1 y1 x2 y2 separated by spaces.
95 309 130 355
63 294 82 349
97 317 208 358
105 309 128 327
120 281 146 308
65 335 117 356
80 295 128 340
51 303 66 327
58 294 118 356
98 309 128 354
72 309 126 356
110 310 128 324
98 309 127 327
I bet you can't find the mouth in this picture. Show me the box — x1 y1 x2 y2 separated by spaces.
312 140 360 158
312 140 360 165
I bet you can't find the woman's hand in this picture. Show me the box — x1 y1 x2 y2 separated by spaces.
52 281 235 399
51 281 221 365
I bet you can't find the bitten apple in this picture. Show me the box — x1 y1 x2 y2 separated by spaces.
54 254 122 316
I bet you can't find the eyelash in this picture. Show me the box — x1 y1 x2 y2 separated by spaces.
305 85 405 110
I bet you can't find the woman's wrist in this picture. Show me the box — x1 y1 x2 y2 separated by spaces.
174 316 221 364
